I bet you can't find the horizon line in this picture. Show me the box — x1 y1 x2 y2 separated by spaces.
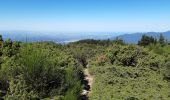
0 29 170 34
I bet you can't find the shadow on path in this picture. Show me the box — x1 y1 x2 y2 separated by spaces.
79 64 93 100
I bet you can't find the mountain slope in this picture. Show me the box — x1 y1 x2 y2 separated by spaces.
114 31 170 44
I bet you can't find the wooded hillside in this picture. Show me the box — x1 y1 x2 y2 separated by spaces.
0 35 170 100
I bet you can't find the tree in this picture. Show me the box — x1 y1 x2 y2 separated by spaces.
138 35 157 46
3 39 13 57
114 37 125 45
0 35 3 42
138 35 147 46
159 34 165 46
3 39 12 47
0 35 3 48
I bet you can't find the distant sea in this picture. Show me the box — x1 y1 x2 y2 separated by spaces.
0 31 123 43
1 30 169 44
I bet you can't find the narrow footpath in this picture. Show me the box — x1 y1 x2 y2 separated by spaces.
80 64 93 100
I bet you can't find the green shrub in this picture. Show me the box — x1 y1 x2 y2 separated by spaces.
4 76 38 100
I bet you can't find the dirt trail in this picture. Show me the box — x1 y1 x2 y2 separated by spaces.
81 64 93 100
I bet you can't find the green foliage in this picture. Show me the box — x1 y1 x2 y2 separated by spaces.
0 35 169 100
116 45 140 66
164 55 170 79
73 39 125 46
62 67 82 100
159 34 166 46
0 35 3 48
2 39 13 57
114 37 125 45
18 47 65 98
138 35 157 46
4 76 38 100
89 44 170 100
0 39 83 99
148 43 170 55
107 45 120 64
0 35 3 42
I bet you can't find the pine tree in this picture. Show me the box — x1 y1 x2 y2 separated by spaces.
0 35 3 42
0 35 3 47
159 34 165 46
138 35 157 46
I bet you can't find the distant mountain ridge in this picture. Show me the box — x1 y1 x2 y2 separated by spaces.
114 31 170 44
0 30 170 44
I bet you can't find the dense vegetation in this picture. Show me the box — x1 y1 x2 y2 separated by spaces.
89 45 170 99
138 34 167 46
0 34 170 100
0 35 83 100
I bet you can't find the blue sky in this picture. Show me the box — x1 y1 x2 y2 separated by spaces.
0 0 170 32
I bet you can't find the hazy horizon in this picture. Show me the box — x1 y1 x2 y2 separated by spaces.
1 29 170 33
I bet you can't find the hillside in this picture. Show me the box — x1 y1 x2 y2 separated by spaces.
114 31 170 44
1 30 170 44
0 35 170 100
